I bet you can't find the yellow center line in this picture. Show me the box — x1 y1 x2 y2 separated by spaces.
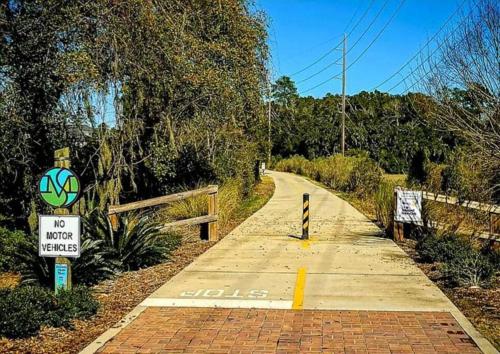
292 267 307 310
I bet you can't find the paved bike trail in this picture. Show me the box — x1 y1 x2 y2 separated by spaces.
82 171 496 353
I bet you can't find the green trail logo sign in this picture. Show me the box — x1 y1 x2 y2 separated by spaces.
39 167 80 208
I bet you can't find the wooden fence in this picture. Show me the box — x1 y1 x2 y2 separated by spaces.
108 185 219 241
394 189 499 243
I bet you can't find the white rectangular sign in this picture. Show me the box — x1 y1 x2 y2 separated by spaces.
39 215 81 258
395 190 422 223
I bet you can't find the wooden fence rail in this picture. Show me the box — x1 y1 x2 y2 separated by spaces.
394 188 499 242
108 185 219 241
421 191 500 214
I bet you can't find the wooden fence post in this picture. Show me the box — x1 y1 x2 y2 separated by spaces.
490 213 500 235
207 186 218 241
393 188 404 241
54 147 72 293
109 213 119 232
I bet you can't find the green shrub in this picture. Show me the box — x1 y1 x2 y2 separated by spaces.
425 162 446 193
0 286 54 338
348 158 382 197
274 155 310 175
15 234 52 287
316 155 355 191
442 250 495 287
72 238 118 286
416 233 497 287
0 285 99 339
0 226 29 272
416 234 471 263
84 210 181 271
50 286 99 326
480 244 500 271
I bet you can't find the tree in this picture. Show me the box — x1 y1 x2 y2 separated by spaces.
420 0 499 197
272 76 298 108
0 0 269 228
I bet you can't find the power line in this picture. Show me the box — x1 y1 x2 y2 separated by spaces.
288 0 377 78
385 40 445 92
343 1 364 34
288 41 343 77
385 8 473 93
346 0 392 57
346 0 378 38
295 0 391 85
296 58 341 84
300 0 407 95
373 0 468 90
348 0 406 70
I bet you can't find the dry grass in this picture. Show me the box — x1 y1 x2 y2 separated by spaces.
383 173 407 185
162 178 245 231
0 272 20 289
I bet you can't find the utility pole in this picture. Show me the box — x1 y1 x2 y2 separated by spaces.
341 33 347 156
267 77 272 166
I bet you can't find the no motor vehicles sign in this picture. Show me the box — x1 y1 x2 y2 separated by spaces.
39 215 81 258
395 190 422 224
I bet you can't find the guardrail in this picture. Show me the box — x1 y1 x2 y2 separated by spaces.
108 185 219 241
393 188 499 243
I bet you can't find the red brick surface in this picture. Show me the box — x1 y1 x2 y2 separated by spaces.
98 308 480 354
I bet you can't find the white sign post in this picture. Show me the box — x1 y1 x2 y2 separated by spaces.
39 215 81 258
395 190 422 224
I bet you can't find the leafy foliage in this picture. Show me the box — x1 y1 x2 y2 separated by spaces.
0 226 30 272
416 234 471 263
0 286 54 338
0 0 268 231
416 234 497 287
83 209 181 271
442 250 495 288
0 285 98 339
270 78 456 174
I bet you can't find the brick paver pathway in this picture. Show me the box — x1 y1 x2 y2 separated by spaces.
98 307 480 354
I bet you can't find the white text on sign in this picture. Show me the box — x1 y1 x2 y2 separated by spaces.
39 215 81 258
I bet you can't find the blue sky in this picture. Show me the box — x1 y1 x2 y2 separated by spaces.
255 0 464 97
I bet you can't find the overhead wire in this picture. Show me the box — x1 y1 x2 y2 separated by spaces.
385 8 473 93
372 0 468 90
296 0 392 85
345 0 392 57
346 0 378 38
300 0 407 94
288 40 343 77
288 0 377 78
